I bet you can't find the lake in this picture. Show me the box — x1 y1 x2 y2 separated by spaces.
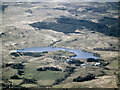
16 47 99 59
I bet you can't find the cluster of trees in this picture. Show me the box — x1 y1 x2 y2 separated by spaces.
67 59 84 66
2 5 9 12
87 58 109 66
87 58 105 63
2 63 13 68
10 75 21 79
93 53 100 57
53 7 67 10
51 55 69 61
0 32 5 38
57 17 107 31
10 52 20 57
29 22 53 30
30 16 118 37
94 48 119 51
37 67 62 71
25 9 32 14
11 63 24 69
18 70 24 75
73 74 95 82
29 21 77 34
21 52 43 57
10 51 48 58
22 78 36 84
64 66 76 73
87 58 99 62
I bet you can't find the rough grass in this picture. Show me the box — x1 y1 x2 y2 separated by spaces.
2 67 18 80
20 84 39 88
54 38 78 47
103 57 118 70
107 60 118 70
9 79 23 85
52 76 117 88
52 82 89 88
37 80 55 86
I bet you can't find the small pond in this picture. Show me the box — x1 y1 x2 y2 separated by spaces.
16 47 99 59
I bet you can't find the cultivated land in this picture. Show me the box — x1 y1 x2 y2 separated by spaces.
1 2 119 88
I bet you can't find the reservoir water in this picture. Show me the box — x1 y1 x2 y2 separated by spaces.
16 47 99 59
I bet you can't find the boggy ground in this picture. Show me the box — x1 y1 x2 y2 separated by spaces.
1 2 119 88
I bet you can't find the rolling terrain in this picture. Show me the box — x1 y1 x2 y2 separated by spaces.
1 2 119 88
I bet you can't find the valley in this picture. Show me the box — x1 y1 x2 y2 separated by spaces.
1 2 119 88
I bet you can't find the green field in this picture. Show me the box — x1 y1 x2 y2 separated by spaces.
21 61 65 81
34 70 64 80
